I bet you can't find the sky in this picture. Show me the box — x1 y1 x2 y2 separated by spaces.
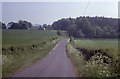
2 1 119 25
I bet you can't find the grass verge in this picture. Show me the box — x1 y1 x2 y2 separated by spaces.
66 38 120 77
2 37 62 77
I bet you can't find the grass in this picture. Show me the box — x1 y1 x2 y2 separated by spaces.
75 39 118 49
2 30 58 46
75 39 119 60
2 30 65 77
66 38 119 77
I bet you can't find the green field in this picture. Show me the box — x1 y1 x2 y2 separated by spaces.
66 38 119 77
2 30 64 77
75 39 118 49
2 30 58 46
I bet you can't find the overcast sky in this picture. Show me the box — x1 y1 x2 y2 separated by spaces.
2 2 118 25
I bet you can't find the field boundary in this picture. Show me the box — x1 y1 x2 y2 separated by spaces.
3 38 62 77
66 38 119 77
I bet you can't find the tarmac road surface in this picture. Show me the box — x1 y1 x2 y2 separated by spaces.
12 39 75 77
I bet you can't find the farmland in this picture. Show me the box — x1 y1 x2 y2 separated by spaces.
2 30 64 77
66 38 119 77
75 39 118 49
2 30 59 45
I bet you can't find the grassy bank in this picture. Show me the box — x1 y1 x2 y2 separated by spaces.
2 30 64 77
66 38 119 77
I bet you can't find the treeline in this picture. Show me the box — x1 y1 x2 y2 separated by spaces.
1 16 119 38
0 20 53 30
0 20 33 29
52 16 118 38
38 24 53 30
8 20 33 29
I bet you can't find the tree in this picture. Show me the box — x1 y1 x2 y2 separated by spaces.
43 24 47 29
76 30 84 38
57 31 62 36
18 20 33 29
8 20 33 29
52 18 75 30
0 22 1 29
38 25 43 30
2 23 6 29
46 25 53 30
95 26 103 38
66 24 77 37
0 22 6 29
52 16 118 38
7 22 14 27
9 23 22 29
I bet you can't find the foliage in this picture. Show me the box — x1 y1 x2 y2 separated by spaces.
66 39 119 77
38 24 53 30
69 37 75 44
0 22 7 29
2 30 62 77
52 16 118 38
2 38 61 77
8 20 33 29
76 30 84 38
57 30 62 36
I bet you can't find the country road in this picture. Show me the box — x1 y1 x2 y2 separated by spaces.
11 39 75 77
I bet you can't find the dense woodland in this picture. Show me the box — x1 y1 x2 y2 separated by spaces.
1 16 119 38
52 16 118 38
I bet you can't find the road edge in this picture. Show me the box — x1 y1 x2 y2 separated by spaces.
65 39 78 77
5 39 62 77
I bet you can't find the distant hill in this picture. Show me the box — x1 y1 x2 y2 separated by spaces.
52 16 118 38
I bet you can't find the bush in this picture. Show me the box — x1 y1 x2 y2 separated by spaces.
57 31 62 36
66 42 119 77
9 46 15 51
69 37 75 45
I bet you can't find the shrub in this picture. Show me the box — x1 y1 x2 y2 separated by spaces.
69 37 75 45
57 30 62 36
9 46 15 51
66 41 119 77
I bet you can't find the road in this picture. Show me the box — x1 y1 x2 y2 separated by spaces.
11 39 75 77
